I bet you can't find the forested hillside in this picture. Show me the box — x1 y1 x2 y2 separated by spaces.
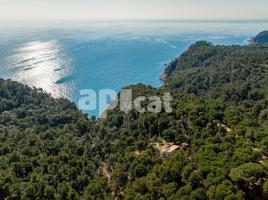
0 41 268 200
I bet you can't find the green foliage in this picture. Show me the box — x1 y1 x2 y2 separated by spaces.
229 163 267 188
1 40 268 199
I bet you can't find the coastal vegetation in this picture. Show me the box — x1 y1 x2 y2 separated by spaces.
0 38 268 199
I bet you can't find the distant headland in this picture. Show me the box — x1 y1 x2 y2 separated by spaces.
250 30 268 45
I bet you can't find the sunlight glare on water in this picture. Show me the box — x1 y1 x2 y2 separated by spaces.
5 40 74 98
0 20 268 116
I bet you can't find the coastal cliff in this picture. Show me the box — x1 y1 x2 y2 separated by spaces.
161 31 268 82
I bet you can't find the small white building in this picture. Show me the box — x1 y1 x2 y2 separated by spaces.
163 145 180 156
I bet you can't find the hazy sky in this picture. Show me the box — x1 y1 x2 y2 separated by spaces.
0 0 267 20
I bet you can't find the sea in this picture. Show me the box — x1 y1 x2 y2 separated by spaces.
0 20 267 116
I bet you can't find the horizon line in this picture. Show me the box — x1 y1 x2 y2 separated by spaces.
0 18 267 22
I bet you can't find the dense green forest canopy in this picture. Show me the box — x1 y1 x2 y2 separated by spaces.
0 39 268 199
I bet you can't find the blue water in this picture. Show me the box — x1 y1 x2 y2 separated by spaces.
0 20 267 116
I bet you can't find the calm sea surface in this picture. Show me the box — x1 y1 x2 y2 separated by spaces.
0 20 267 116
